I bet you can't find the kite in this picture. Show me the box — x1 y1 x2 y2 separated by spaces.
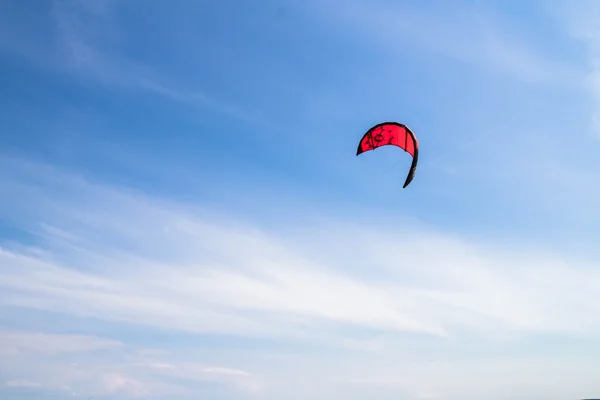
356 122 419 188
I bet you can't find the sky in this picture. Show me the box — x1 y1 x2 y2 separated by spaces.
2 0 600 399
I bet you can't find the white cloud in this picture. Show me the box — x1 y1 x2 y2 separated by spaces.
102 373 152 398
2 156 600 397
0 328 122 356
2 154 600 342
5 379 42 388
0 327 257 398
130 361 256 390
202 367 251 377
1 155 600 339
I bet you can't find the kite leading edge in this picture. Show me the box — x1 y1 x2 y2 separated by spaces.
356 121 419 188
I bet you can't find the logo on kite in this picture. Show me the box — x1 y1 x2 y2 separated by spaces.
356 122 419 188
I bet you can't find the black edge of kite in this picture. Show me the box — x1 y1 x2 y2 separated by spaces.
402 147 418 189
356 121 419 189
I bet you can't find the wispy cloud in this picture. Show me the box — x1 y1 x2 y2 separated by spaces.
136 79 268 125
0 325 257 398
45 0 267 124
0 155 600 395
2 156 600 367
5 379 42 388
311 0 580 84
552 1 600 137
0 328 122 356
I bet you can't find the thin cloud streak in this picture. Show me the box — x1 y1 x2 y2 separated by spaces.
0 328 122 356
310 0 581 84
0 327 257 398
47 0 267 124
554 1 600 138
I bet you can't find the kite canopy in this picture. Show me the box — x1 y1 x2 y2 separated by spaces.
356 122 419 188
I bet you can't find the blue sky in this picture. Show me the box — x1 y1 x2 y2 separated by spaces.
2 0 600 398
